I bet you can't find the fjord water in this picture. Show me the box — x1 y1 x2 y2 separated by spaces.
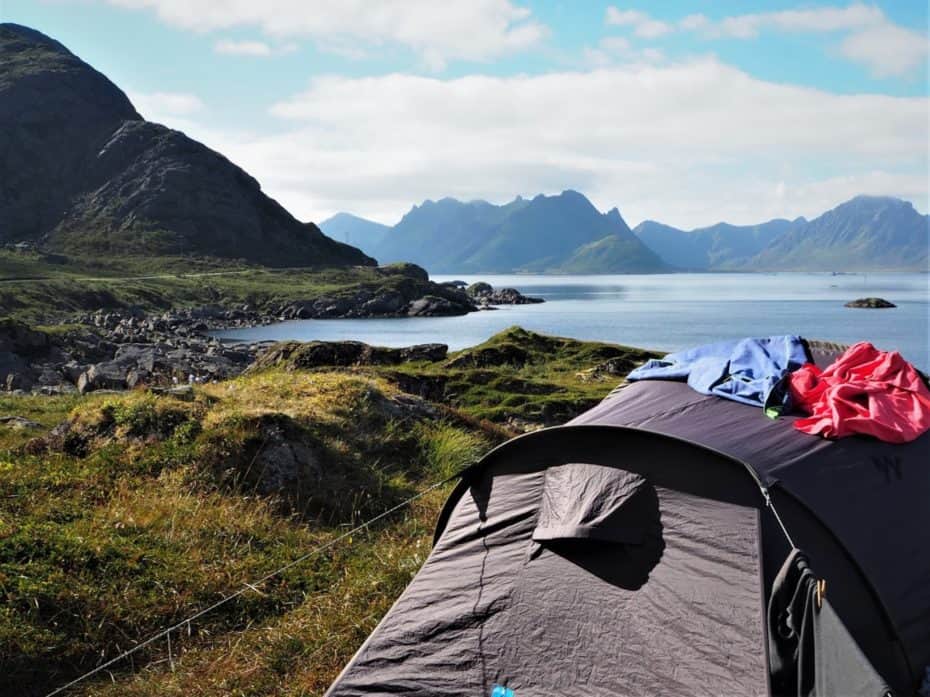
214 273 930 370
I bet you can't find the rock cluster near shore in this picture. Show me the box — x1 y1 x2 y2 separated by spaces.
0 281 544 395
274 275 541 320
283 278 550 320
465 282 545 308
0 312 266 395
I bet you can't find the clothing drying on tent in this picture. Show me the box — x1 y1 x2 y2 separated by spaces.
626 334 808 414
325 340 929 697
628 335 930 443
789 342 930 444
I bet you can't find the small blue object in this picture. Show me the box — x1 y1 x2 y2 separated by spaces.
491 686 515 697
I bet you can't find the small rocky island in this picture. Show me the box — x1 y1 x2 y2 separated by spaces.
845 297 896 309
464 282 545 309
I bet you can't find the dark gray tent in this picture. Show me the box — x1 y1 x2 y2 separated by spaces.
326 343 929 697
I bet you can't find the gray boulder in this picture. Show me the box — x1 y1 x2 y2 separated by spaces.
0 351 33 391
114 343 158 372
0 415 42 430
406 295 468 317
0 319 50 354
466 281 493 296
77 361 129 393
361 290 407 315
399 344 448 363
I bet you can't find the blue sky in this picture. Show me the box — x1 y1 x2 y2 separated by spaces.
2 1 928 227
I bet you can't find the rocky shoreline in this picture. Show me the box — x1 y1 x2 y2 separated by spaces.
0 281 543 396
274 273 543 320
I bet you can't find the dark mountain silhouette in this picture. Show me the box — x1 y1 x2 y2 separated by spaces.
337 191 666 273
0 23 373 267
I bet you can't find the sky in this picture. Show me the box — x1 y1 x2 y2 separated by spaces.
2 0 928 228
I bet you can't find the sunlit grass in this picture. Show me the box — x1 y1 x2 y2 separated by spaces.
0 327 644 695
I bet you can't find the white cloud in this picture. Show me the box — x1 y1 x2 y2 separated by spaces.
213 39 298 57
583 36 664 68
607 4 928 78
679 14 709 32
599 36 632 55
106 0 547 70
214 39 270 56
840 23 930 78
710 3 884 39
170 59 927 228
605 7 672 38
128 91 205 120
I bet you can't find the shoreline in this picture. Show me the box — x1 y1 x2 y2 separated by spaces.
0 279 544 396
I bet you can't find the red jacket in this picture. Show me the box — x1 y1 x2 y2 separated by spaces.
789 342 930 443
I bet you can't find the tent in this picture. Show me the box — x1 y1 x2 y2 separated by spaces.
326 342 929 697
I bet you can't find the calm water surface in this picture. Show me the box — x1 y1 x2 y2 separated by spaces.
213 273 930 370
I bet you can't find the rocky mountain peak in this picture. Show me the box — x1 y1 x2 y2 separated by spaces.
0 23 372 267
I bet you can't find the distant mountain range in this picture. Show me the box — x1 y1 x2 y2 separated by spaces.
320 213 392 252
324 194 929 273
632 218 801 270
747 196 928 271
322 191 667 273
0 23 372 268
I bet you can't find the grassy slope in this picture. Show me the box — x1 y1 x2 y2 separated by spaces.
0 251 430 323
374 326 659 426
0 329 655 696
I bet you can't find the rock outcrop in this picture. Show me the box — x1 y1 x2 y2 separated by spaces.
0 314 264 395
250 341 448 372
466 282 544 307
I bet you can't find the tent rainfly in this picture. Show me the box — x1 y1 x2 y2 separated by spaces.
325 342 930 697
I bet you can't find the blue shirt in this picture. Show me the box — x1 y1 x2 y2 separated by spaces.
627 335 809 411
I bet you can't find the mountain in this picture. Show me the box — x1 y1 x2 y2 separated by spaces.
0 23 373 268
320 212 391 252
633 218 801 270
368 191 666 273
372 196 531 271
749 196 929 271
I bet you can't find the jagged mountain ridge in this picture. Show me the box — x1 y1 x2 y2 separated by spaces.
634 196 927 271
325 193 927 273
322 191 668 273
0 23 373 267
750 195 928 271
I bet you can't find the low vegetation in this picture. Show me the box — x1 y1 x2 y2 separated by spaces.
0 328 652 696
377 326 659 428
0 252 432 323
